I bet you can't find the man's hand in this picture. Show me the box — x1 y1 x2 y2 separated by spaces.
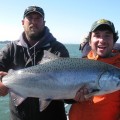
74 85 90 102
0 71 9 96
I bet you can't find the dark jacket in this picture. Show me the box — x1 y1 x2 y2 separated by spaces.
0 27 69 120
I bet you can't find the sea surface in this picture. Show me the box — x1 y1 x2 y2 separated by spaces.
0 43 81 120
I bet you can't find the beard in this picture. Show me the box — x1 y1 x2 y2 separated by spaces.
29 33 41 41
28 29 44 41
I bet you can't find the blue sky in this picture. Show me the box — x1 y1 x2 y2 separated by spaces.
0 0 120 44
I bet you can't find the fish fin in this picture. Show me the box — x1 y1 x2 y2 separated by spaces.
85 89 111 98
43 50 60 59
84 91 99 99
39 99 51 112
9 91 26 106
40 50 60 64
83 88 100 98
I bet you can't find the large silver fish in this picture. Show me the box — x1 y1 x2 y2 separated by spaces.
2 51 120 111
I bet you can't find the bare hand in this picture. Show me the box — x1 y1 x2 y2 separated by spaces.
74 85 89 102
0 71 9 96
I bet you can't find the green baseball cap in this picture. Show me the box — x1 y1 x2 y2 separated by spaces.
90 19 115 33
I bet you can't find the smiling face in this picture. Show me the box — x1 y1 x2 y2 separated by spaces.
89 27 114 57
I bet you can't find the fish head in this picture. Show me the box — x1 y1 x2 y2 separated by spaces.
98 68 120 94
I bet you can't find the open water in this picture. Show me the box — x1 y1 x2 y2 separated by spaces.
0 43 81 120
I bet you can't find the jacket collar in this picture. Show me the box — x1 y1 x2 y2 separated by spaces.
17 26 56 50
87 50 120 65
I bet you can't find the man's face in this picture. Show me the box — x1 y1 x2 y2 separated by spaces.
22 12 45 40
89 30 114 57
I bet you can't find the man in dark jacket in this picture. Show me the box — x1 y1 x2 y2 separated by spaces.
0 6 69 120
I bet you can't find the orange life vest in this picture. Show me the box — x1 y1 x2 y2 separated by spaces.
69 50 120 120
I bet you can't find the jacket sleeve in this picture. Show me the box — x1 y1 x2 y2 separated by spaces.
0 42 13 72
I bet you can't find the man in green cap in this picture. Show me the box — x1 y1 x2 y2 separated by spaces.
69 19 120 120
